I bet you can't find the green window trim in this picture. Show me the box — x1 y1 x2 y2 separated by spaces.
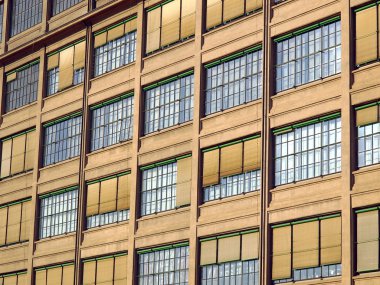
47 38 86 57
146 0 174 12
83 252 128 263
0 271 27 278
200 228 259 242
137 242 189 254
140 154 192 170
35 262 74 272
271 213 341 228
2 128 36 142
355 101 380 111
143 70 194 91
354 1 380 13
274 16 341 43
86 171 131 185
204 45 262 69
0 197 32 209
93 15 138 36
6 59 40 76
202 134 261 153
43 111 82 127
39 186 78 199
273 112 341 135
355 206 380 214
90 92 134 110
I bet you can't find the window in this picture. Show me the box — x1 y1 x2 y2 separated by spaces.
200 230 260 285
10 0 43 37
0 2 4 41
355 206 380 273
206 0 262 30
146 0 195 54
94 16 137 77
43 113 82 166
5 60 39 112
90 93 134 151
86 172 131 229
0 271 27 285
1 129 36 179
0 199 31 246
205 46 263 115
202 135 261 202
354 3 380 66
46 40 85 96
275 17 341 93
35 263 74 285
52 0 82 16
82 253 128 285
137 243 189 285
355 102 380 167
274 113 341 186
38 187 78 239
271 214 342 283
144 71 194 134
140 155 192 216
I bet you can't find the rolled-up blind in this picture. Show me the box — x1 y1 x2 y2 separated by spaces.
206 0 222 29
220 143 243 177
292 221 319 269
83 261 96 285
47 267 62 285
62 265 74 285
74 41 86 70
202 149 220 187
181 0 196 38
146 8 161 53
272 226 291 280
125 18 137 33
243 137 261 172
6 203 21 244
176 157 192 207
321 216 341 265
99 178 118 214
94 32 107 48
246 0 262 12
200 239 217 266
117 174 131 211
96 258 114 285
1 139 12 178
48 53 59 70
87 183 100 216
58 46 74 91
11 134 26 175
241 231 259 260
218 235 241 263
20 201 31 241
161 0 180 47
223 0 244 22
25 130 36 171
114 255 128 285
35 270 47 285
108 24 125 42
0 207 7 246
356 105 379 127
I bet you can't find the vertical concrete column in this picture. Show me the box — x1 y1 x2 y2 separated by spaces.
1 0 10 53
41 0 49 33
0 67 4 121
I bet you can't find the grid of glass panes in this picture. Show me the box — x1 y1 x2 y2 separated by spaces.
275 20 341 93
5 62 39 112
205 50 263 115
138 245 189 285
201 259 259 285
273 264 341 284
90 96 134 151
52 0 82 16
87 209 130 229
39 189 78 239
43 116 82 166
141 162 177 216
94 31 137 77
0 3 3 41
144 74 194 134
10 0 43 37
74 68 85 85
203 169 261 202
358 122 380 167
46 67 84 96
274 117 341 186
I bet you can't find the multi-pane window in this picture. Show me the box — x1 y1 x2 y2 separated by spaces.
90 93 134 151
138 243 189 285
202 136 261 202
146 0 195 54
205 46 262 115
0 271 27 285
38 187 78 239
82 253 128 285
46 40 85 96
0 199 31 246
52 0 82 16
272 215 342 283
140 155 192 216
144 71 194 134
43 114 82 166
200 230 260 285
206 0 262 30
274 114 341 186
356 103 380 168
275 18 341 93
94 17 137 77
35 263 74 285
86 172 131 229
355 206 380 273
10 0 43 37
5 61 39 112
1 129 36 179
0 3 4 41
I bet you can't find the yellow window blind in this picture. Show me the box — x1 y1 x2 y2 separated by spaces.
272 226 292 280
176 156 192 207
220 142 243 177
202 148 220 187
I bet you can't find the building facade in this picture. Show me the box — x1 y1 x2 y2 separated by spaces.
0 0 379 284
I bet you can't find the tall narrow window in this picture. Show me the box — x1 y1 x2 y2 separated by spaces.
82 253 128 285
206 0 262 31
272 214 342 283
39 187 78 239
146 0 196 54
35 263 74 285
46 40 86 96
93 16 137 77
43 113 82 166
86 172 131 229
5 60 39 112
10 0 43 37
0 271 27 285
0 2 4 41
202 135 261 202
140 155 192 216
355 102 380 167
143 71 194 134
90 93 134 151
205 46 262 115
137 243 189 285
52 0 82 16
1 129 36 179
274 113 341 186
0 199 31 246
275 17 341 93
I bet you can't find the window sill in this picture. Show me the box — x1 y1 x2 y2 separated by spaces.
354 270 380 279
353 60 380 74
0 240 29 250
0 169 33 183
141 120 193 140
2 101 38 117
87 138 133 156
40 156 80 171
43 83 83 101
90 61 135 83
271 0 296 9
353 163 380 176
48 0 87 25
274 275 341 285
199 190 260 208
143 37 195 60
83 219 129 234
137 206 190 222
36 232 76 243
